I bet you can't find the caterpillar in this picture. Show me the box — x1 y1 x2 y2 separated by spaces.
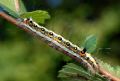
23 18 99 72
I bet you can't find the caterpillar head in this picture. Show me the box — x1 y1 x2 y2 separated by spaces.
23 18 33 26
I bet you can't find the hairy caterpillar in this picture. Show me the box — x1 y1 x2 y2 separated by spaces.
23 18 99 72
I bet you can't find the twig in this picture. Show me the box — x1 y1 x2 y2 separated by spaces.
99 68 120 81
0 11 120 81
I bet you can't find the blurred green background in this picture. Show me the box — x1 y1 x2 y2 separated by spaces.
0 0 120 81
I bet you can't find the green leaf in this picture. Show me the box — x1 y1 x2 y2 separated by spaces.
58 63 108 81
17 0 26 15
99 61 120 79
83 35 97 53
20 10 51 24
0 0 26 18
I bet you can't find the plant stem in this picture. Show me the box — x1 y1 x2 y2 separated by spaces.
0 11 120 81
99 68 120 81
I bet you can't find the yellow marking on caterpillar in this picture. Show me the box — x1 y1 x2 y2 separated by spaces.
70 46 78 53
80 51 86 57
54 37 62 43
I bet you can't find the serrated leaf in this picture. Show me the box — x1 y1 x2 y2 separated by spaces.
58 63 108 81
58 63 90 79
99 61 120 78
20 10 51 24
60 77 87 81
83 35 97 53
0 0 26 18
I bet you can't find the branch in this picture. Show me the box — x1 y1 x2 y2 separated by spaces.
99 68 120 81
0 11 120 81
